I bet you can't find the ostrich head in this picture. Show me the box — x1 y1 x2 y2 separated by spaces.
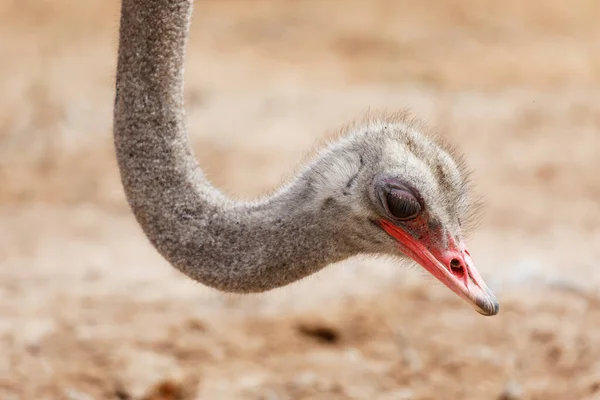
113 0 499 316
299 116 498 316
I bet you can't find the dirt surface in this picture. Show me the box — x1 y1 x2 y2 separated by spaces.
1 0 600 399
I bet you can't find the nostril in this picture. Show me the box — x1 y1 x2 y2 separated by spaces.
450 258 465 278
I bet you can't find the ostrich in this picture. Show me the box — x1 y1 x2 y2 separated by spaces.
113 0 499 316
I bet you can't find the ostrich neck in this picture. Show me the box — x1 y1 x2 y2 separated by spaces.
113 0 355 293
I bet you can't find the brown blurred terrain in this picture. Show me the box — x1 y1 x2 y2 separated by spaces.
1 0 600 399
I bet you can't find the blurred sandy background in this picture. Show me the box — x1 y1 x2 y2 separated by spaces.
1 0 600 399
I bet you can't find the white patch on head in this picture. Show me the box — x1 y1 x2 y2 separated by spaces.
312 154 359 196
438 150 463 188
303 135 364 212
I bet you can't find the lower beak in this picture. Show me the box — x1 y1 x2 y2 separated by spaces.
380 220 499 316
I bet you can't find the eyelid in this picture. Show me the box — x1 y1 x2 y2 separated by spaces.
380 179 423 206
373 175 425 220
385 188 422 220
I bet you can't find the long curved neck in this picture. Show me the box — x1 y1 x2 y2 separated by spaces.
113 0 356 293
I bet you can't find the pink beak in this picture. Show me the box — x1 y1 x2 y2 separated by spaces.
380 219 499 316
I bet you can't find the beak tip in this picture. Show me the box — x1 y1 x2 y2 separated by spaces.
475 295 500 316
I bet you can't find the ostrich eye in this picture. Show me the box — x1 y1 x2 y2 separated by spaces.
385 189 422 220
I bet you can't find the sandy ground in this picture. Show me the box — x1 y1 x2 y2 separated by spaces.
1 0 600 399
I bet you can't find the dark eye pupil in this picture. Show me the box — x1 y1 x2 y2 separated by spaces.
386 190 421 220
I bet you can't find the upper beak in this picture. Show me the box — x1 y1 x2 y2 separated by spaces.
379 219 499 316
